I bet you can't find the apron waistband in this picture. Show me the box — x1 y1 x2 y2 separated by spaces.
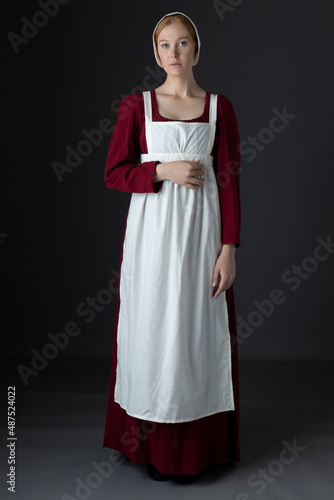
140 152 214 165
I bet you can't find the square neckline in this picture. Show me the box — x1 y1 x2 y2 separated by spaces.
150 88 210 123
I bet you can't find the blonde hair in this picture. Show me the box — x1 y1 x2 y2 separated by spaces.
153 14 199 65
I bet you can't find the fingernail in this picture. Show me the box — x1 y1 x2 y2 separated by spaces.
212 282 216 287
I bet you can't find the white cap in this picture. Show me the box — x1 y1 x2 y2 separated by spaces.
152 12 201 68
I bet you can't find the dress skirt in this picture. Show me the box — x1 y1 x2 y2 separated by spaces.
102 221 241 476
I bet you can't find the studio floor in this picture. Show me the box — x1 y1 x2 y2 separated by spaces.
1 359 333 500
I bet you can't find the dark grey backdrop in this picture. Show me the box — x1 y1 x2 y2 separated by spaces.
3 0 334 366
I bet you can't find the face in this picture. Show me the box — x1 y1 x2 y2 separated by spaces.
157 21 197 74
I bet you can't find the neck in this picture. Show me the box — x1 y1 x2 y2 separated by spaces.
160 72 202 97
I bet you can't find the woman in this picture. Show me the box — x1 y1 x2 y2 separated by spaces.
103 12 241 484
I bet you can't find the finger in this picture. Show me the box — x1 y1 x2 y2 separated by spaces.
213 284 226 298
193 174 205 181
185 182 201 189
220 276 235 293
212 268 220 288
213 276 229 298
188 178 204 187
190 160 202 169
192 164 204 172
227 277 235 289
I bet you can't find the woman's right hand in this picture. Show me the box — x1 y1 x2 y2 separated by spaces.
153 160 205 189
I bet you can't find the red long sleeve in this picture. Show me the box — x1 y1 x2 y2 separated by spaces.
104 95 163 193
213 95 241 247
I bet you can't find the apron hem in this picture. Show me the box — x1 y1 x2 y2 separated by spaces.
114 398 235 423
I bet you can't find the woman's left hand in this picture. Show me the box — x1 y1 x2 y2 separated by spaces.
212 244 236 299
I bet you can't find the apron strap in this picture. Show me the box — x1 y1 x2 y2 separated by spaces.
207 93 218 155
142 91 153 153
143 90 217 156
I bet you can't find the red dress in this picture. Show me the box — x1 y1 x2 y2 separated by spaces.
102 89 241 475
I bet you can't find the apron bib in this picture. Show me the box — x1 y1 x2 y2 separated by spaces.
114 90 234 423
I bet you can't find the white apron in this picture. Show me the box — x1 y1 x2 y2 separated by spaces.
114 90 234 423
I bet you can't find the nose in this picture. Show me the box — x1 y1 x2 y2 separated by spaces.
171 44 179 57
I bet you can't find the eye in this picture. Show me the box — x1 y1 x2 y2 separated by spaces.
179 41 187 46
161 43 168 49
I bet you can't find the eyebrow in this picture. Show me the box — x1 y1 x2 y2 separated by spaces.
159 36 190 42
